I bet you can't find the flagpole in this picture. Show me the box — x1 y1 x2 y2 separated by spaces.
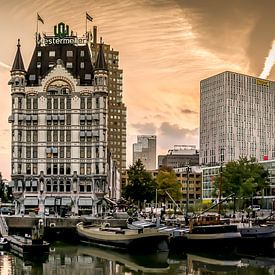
85 13 87 37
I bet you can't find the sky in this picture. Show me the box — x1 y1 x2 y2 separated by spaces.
1 0 275 179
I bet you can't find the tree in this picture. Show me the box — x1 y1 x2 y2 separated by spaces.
213 157 269 203
156 167 182 203
122 160 157 207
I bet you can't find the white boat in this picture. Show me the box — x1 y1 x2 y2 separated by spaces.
76 222 169 252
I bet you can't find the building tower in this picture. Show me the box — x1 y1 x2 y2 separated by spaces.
8 23 117 215
133 135 156 170
200 71 275 165
90 27 127 175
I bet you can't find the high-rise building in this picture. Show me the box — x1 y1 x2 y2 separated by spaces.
90 26 127 174
200 71 275 166
8 22 120 215
133 135 156 170
158 145 199 169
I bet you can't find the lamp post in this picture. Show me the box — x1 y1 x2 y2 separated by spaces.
218 148 224 215
186 166 191 220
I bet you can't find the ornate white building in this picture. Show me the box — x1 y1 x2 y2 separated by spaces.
8 22 120 215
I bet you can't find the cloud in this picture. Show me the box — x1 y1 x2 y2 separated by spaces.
180 108 198 114
131 122 157 134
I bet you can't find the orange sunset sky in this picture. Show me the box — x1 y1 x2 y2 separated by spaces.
1 0 275 179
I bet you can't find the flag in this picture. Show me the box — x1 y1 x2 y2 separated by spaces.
86 12 93 22
37 13 44 24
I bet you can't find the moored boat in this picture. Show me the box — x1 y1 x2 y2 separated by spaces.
182 214 241 251
76 222 169 252
237 225 275 254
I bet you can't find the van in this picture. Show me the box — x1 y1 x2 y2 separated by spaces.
249 205 261 211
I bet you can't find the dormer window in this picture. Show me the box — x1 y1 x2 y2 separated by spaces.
29 75 36 81
49 51 55 57
37 51 42 57
37 62 41 68
80 50 85 57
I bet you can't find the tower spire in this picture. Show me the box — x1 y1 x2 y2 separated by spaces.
11 39 26 73
95 38 108 71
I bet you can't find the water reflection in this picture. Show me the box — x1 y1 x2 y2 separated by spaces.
0 243 274 274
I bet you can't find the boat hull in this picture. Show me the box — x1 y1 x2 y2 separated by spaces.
76 222 169 252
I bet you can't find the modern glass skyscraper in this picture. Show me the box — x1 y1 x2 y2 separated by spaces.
200 71 275 165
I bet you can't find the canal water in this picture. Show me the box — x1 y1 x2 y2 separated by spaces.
0 242 274 274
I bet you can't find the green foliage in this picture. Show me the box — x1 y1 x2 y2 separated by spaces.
213 157 269 199
156 167 182 202
122 159 157 205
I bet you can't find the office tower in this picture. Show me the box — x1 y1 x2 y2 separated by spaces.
158 145 199 168
90 26 127 174
200 71 275 165
8 22 119 215
133 135 156 170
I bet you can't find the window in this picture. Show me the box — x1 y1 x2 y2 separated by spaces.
46 181 51 192
66 50 73 57
87 98 92 109
53 181 58 192
80 62 85 69
46 163 51 174
26 98 31 109
80 164 85 175
47 98 52 109
96 98 99 108
60 131 64 142
37 62 41 68
80 50 85 57
33 163 37 175
33 147 37 159
60 147 64 158
66 165 71 175
53 164 58 174
18 98 22 109
29 75 36 81
53 98 58 109
67 98 71 109
26 164 31 175
66 147 71 158
59 181 64 192
87 163 91 175
26 147 31 158
49 51 55 57
80 147 85 158
47 131 51 142
33 98 38 109
66 114 71 125
60 98 65 109
80 98 85 109
60 163 64 175
66 62 73 69
66 180 71 192
26 131 31 142
53 131 58 142
32 131 37 142
85 74 91 80
66 131 71 142
87 147 91 158
37 51 42 57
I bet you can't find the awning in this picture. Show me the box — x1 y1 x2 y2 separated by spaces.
86 131 92 137
92 131 99 137
59 115 65 120
24 197 38 206
45 197 55 206
52 115 58 120
46 115 52 120
78 198 93 206
25 115 31 121
86 115 92 121
61 198 72 206
80 131 85 137
92 114 99 120
80 115 85 121
32 115 38 121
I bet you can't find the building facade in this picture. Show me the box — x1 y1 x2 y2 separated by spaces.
90 26 127 174
8 22 120 215
201 160 275 207
158 145 199 169
133 135 156 170
200 71 275 165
